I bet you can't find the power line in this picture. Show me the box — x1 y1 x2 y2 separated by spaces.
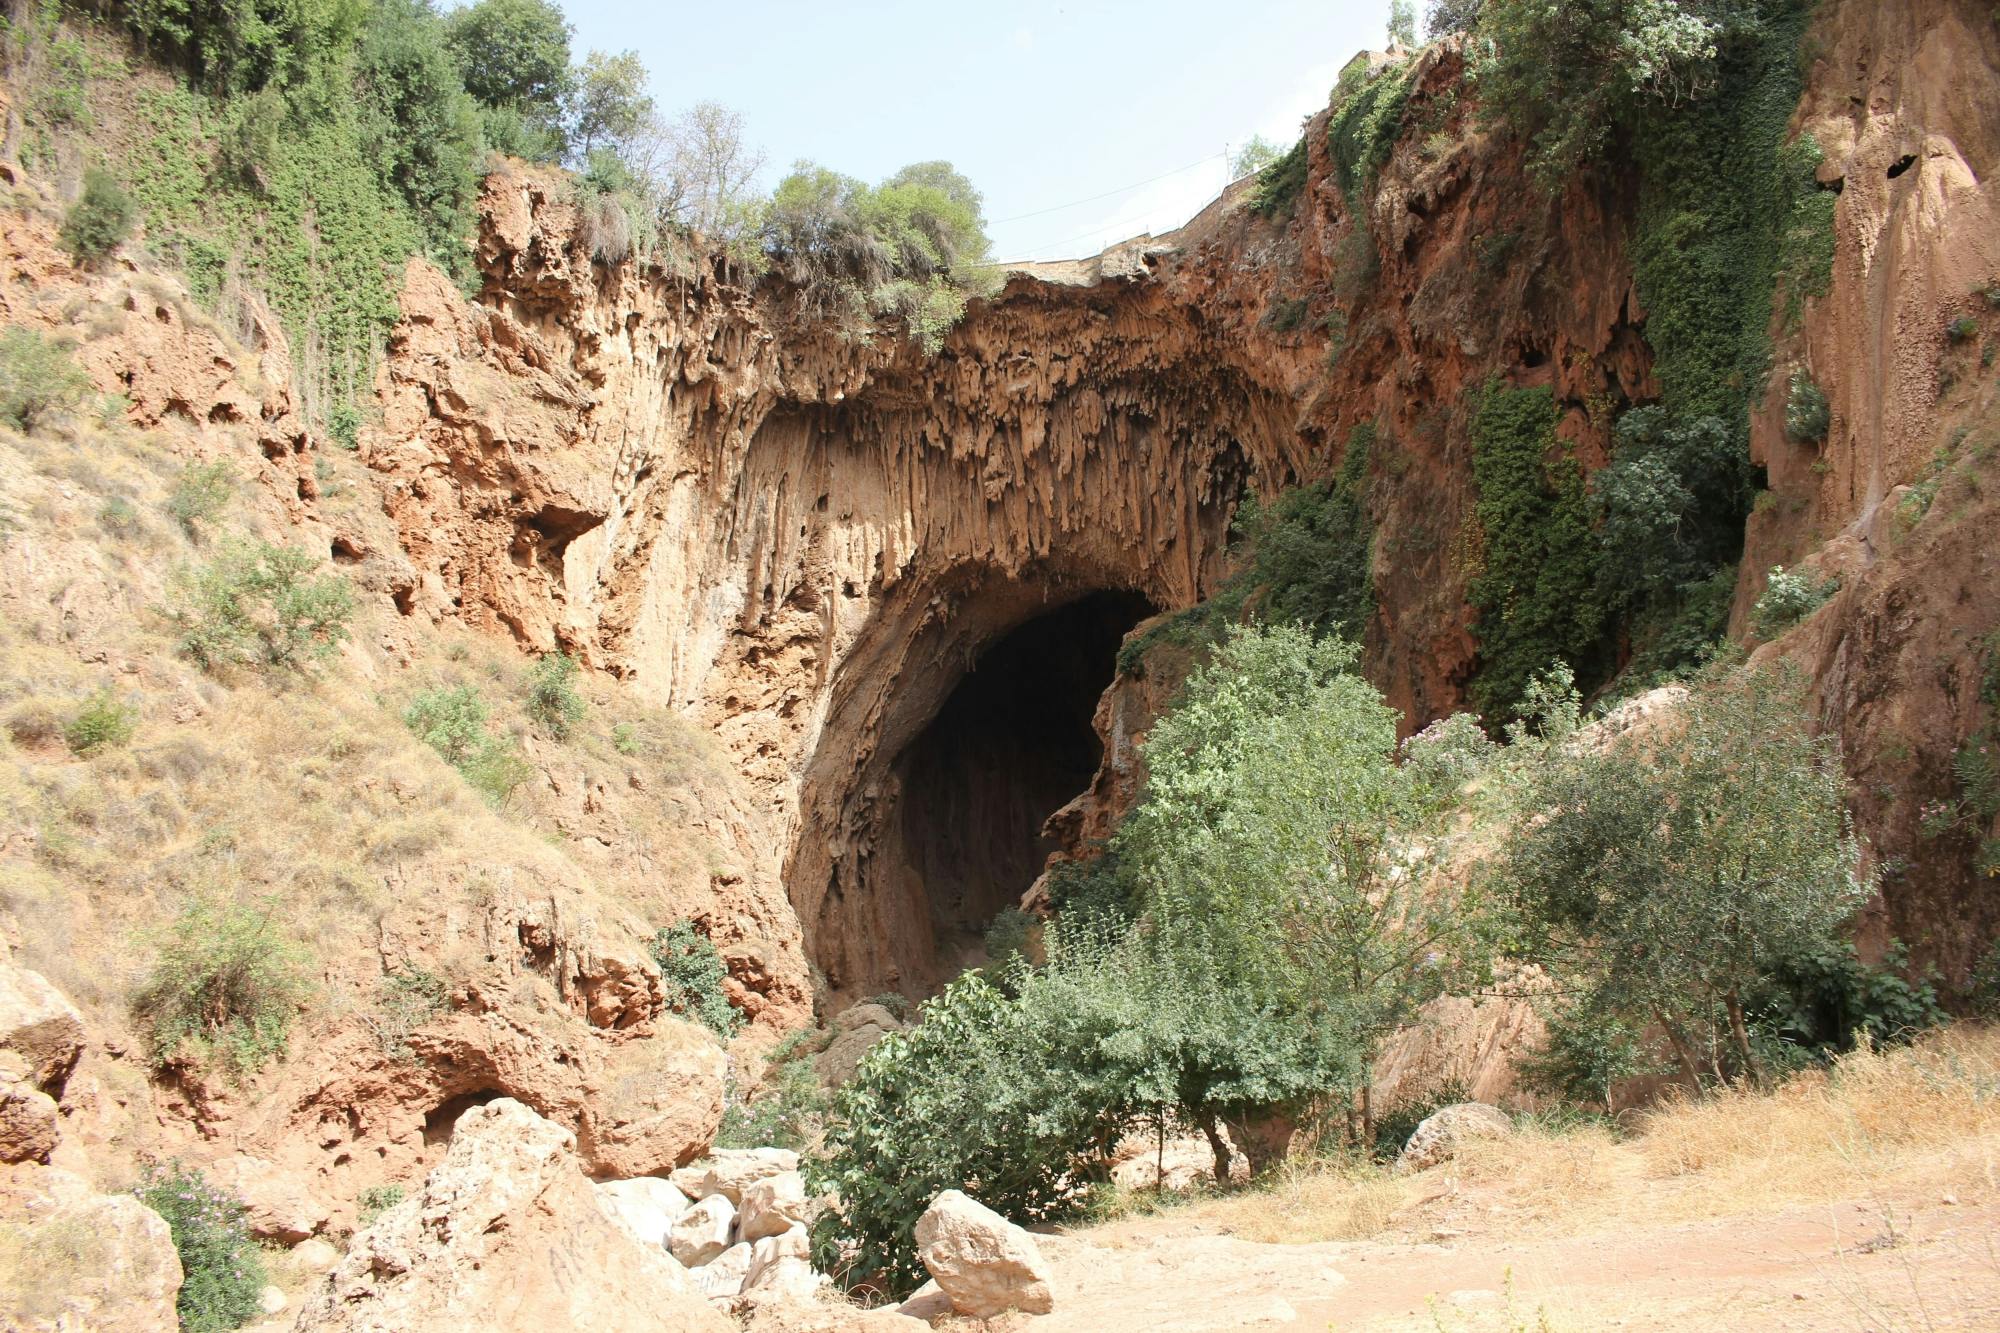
986 150 1228 226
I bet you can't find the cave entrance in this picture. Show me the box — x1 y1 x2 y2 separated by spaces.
891 590 1154 980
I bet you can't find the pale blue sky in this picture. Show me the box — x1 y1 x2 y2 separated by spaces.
560 1 1396 261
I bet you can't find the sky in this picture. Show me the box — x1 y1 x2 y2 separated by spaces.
559 1 1398 262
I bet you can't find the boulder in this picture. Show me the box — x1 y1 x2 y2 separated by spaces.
0 963 85 1094
814 1004 901 1086
0 1060 60 1164
291 1237 342 1271
1397 1102 1514 1173
207 1153 330 1243
913 1189 1055 1318
738 1169 810 1241
745 1224 812 1287
578 1020 727 1178
594 1176 692 1249
671 1147 799 1204
290 1098 728 1332
742 1255 821 1300
257 1284 288 1315
691 1240 753 1299
0 1185 183 1332
670 1193 737 1266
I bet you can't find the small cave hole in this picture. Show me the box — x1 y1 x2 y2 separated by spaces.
1887 155 1917 180
892 590 1155 977
423 1089 503 1148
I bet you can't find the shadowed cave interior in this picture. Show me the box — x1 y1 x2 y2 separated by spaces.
891 589 1156 977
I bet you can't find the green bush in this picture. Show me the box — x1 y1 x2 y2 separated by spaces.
355 1183 405 1227
135 1163 268 1333
717 1058 825 1151
403 685 530 805
368 967 448 1058
1248 135 1308 218
525 650 584 738
1467 383 1607 720
169 540 356 671
63 687 137 755
0 326 92 433
167 459 236 537
1592 408 1751 614
1948 315 1980 344
1243 424 1376 640
134 893 314 1079
610 720 641 755
327 400 362 450
1749 564 1836 638
60 167 136 266
1750 940 1943 1062
1784 369 1830 443
649 920 740 1037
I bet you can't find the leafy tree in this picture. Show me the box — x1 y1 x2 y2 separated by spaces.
642 100 767 244
135 892 314 1080
167 459 235 538
1229 134 1283 179
169 541 356 671
567 48 652 160
1591 406 1752 611
403 684 530 804
123 0 366 93
524 650 584 738
136 1163 268 1332
1388 0 1418 47
1426 0 1483 37
1472 0 1732 188
0 326 92 432
445 0 572 132
1497 666 1871 1086
60 166 137 265
355 0 481 259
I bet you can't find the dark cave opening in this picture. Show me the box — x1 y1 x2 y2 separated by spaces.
892 590 1155 975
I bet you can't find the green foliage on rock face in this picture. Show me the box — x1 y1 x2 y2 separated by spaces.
717 1056 825 1151
649 920 740 1037
1328 59 1413 204
1248 134 1309 218
524 650 584 739
355 1183 405 1227
135 892 314 1080
135 1163 268 1333
60 166 136 265
402 684 529 805
0 327 92 433
169 540 356 671
1784 368 1830 443
1240 425 1377 642
762 159 998 353
1592 407 1753 614
1498 666 1871 1086
1749 563 1836 638
1467 384 1606 721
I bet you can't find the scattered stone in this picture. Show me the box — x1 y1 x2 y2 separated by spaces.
896 1279 955 1321
739 1170 810 1241
671 1147 799 1204
0 962 86 1094
290 1098 727 1331
746 1224 812 1287
1397 1102 1513 1173
208 1153 330 1243
671 1193 738 1266
258 1284 288 1315
743 1255 821 1299
693 1240 754 1299
595 1175 693 1248
0 1060 60 1164
291 1237 342 1271
913 1189 1055 1317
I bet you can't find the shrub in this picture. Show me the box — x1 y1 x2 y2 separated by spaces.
134 893 314 1079
167 460 236 538
1427 0 1483 37
1750 940 1943 1062
1248 136 1308 218
169 541 356 671
524 650 584 738
1242 424 1376 641
135 1163 268 1333
1749 564 1837 638
1784 369 1830 444
98 495 142 534
355 1183 405 1227
1592 408 1751 611
0 327 92 433
60 167 136 266
63 688 137 755
367 967 448 1058
327 401 362 450
403 685 530 805
650 920 740 1037
1948 315 1980 344
716 1058 825 1151
610 721 641 755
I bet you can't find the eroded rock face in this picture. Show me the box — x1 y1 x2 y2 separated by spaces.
0 1170 183 1333
914 1189 1056 1318
0 963 86 1096
292 1098 727 1332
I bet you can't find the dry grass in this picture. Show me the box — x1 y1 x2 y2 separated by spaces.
1634 1026 2000 1213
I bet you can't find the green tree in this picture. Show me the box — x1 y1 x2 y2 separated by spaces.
524 650 584 738
1590 407 1752 612
60 166 137 266
445 0 572 133
1497 666 1872 1086
1229 134 1284 179
169 541 356 671
355 0 482 259
0 326 92 432
567 48 652 159
1426 0 1483 37
1388 0 1418 47
649 920 740 1037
